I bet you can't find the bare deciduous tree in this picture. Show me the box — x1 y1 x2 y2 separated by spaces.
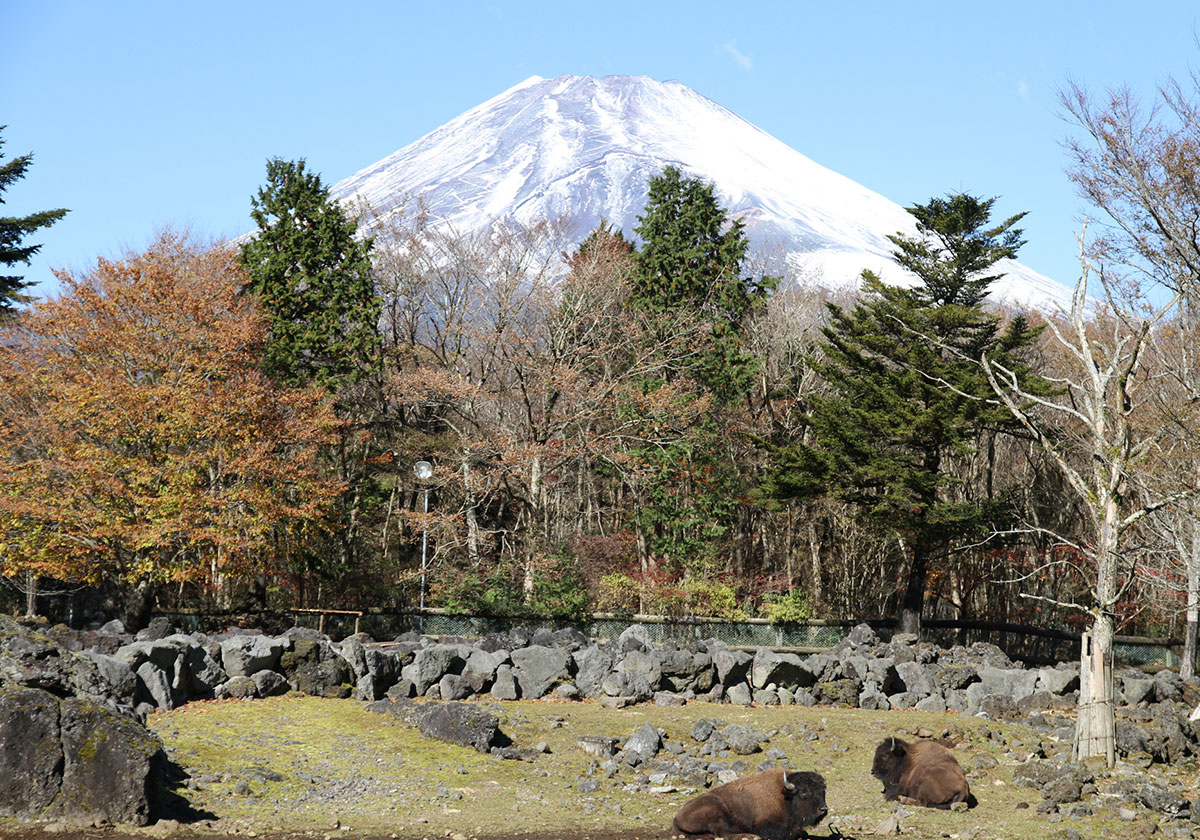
984 233 1185 766
1060 71 1200 688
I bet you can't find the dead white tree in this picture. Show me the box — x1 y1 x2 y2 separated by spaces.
983 230 1186 766
1060 71 1200 716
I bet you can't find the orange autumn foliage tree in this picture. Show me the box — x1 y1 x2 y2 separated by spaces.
0 232 342 607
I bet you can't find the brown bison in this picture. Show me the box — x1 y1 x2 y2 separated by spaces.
871 736 970 809
672 767 827 840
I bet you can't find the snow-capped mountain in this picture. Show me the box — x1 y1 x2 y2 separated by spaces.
331 74 1072 312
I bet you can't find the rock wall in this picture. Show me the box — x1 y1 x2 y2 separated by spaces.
7 616 1200 769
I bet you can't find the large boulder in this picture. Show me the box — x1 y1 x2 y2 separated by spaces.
134 616 176 642
251 670 289 698
368 698 508 753
712 646 753 686
43 623 130 656
338 637 407 701
812 679 859 707
751 648 815 690
135 661 176 710
802 652 841 683
215 676 259 700
624 722 662 758
659 645 715 694
1 617 140 717
616 624 652 652
602 648 662 701
279 637 353 698
1036 665 1079 696
1120 703 1195 764
55 696 163 824
0 685 63 816
116 634 226 707
976 667 1039 703
463 648 509 694
1122 677 1155 706
403 643 470 696
0 685 163 826
70 651 138 715
943 641 1013 669
510 645 572 699
533 627 590 651
490 664 520 700
218 634 284 679
894 661 937 697
0 616 80 695
572 644 618 698
934 662 979 693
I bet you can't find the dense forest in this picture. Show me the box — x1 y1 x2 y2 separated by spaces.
2 76 1200 701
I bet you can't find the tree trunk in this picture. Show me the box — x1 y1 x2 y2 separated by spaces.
897 544 927 637
212 547 233 611
1183 518 1200 681
461 452 481 567
1074 623 1116 766
806 518 823 608
246 575 268 611
24 570 37 618
122 576 156 633
1076 478 1120 767
522 451 543 603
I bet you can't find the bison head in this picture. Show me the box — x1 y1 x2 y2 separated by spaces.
783 770 828 828
872 737 909 795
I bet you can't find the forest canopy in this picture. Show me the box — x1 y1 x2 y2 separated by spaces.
2 101 1199 693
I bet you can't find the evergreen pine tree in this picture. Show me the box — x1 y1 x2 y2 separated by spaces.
889 193 1027 307
0 127 68 316
617 169 777 579
240 158 380 390
633 166 776 403
767 193 1043 636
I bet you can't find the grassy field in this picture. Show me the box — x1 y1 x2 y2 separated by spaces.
113 693 1189 840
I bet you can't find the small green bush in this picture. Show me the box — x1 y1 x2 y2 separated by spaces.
528 553 591 620
679 579 745 621
431 564 523 617
596 572 640 614
762 587 812 624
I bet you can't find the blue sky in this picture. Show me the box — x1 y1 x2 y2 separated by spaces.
5 1 1199 301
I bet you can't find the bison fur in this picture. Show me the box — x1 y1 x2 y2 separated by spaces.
672 767 827 840
871 736 970 809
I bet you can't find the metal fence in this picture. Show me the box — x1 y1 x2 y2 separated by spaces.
265 609 1179 670
386 613 849 649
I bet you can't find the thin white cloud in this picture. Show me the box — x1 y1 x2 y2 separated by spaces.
1018 80 1031 101
718 40 753 71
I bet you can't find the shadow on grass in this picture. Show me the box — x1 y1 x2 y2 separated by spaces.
151 753 217 825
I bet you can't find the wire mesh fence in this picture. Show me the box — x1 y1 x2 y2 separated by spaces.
291 610 1178 670
359 612 850 648
165 607 1180 670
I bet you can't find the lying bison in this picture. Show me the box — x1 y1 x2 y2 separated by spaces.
672 767 827 840
871 736 970 809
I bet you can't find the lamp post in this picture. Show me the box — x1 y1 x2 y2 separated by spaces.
413 460 433 631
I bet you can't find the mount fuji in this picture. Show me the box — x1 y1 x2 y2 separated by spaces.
330 74 1073 312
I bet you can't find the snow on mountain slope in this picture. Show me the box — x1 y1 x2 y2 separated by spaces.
331 74 1074 312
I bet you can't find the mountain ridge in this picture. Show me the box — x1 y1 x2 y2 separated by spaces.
330 73 1073 312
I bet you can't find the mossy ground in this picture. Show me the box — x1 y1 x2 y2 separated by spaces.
3 695 1193 840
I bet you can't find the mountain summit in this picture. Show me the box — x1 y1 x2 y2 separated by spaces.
331 74 1071 311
